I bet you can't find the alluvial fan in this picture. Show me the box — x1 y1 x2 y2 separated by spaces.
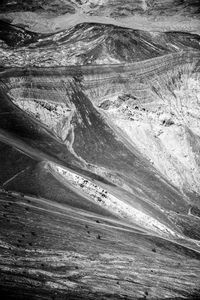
0 2 200 299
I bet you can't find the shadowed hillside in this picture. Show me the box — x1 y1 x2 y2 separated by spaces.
0 22 200 67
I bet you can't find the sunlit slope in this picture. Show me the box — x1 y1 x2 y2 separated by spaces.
1 50 200 196
1 61 200 242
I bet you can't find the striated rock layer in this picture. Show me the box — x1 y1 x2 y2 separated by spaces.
2 50 200 193
1 13 200 300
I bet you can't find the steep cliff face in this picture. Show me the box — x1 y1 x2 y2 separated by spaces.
97 60 200 194
2 48 200 196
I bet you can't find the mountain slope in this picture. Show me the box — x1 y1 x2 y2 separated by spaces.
0 22 200 67
1 6 200 299
1 57 200 241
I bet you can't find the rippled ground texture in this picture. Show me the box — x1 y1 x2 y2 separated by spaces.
0 1 200 299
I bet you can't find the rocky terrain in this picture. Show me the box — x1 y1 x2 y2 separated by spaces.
1 21 200 67
0 0 199 18
0 2 200 300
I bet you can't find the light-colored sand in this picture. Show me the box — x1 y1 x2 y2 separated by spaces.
49 161 180 238
1 11 200 34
